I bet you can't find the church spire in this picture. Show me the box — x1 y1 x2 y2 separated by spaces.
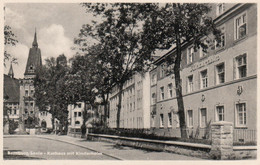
24 30 42 77
32 28 38 48
8 62 14 78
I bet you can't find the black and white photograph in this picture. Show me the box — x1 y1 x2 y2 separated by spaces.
2 0 258 161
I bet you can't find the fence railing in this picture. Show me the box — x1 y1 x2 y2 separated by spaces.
86 127 257 145
233 129 256 144
69 128 81 134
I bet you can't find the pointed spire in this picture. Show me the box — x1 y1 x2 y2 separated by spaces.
8 62 14 78
32 28 38 48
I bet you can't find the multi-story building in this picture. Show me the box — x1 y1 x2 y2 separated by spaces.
150 3 257 138
68 103 85 130
19 31 52 132
109 72 150 128
67 102 104 135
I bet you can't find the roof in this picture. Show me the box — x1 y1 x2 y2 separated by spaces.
24 31 42 75
8 63 14 78
4 74 20 103
152 4 246 66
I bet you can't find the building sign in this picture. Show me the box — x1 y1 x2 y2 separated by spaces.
190 55 220 72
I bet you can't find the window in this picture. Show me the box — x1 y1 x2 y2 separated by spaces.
74 112 77 117
151 93 156 105
216 29 225 49
236 103 246 126
75 121 80 125
30 90 34 95
25 90 29 96
14 109 17 115
216 3 225 16
25 102 28 107
235 12 247 40
236 54 247 79
160 87 164 100
174 113 180 127
200 108 207 128
216 63 225 84
160 64 165 78
168 112 172 127
200 70 208 89
29 65 34 73
187 47 194 64
187 75 193 92
30 102 33 107
160 114 164 127
187 110 193 127
151 73 157 86
199 40 208 58
168 83 173 98
78 112 82 117
78 103 81 108
216 106 224 121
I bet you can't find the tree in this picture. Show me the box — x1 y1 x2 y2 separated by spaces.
34 54 69 132
73 43 114 127
64 54 99 128
4 25 18 66
77 3 157 128
142 3 220 138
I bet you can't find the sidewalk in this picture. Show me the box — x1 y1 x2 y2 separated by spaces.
36 135 202 160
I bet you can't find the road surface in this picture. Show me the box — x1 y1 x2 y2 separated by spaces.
4 135 201 160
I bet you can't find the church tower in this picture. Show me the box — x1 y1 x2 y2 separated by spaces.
19 30 42 133
24 30 42 78
8 63 14 78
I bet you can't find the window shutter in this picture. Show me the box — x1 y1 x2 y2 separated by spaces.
198 71 201 89
214 65 216 85
186 76 188 93
233 58 237 80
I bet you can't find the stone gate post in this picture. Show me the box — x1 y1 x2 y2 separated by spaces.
210 121 233 160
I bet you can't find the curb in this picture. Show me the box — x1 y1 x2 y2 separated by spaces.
36 135 124 160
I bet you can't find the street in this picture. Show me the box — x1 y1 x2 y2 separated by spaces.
3 135 201 160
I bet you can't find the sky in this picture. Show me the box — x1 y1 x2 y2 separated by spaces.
4 3 94 79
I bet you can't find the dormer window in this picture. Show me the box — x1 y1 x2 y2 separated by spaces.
187 46 194 64
216 3 225 16
28 65 34 73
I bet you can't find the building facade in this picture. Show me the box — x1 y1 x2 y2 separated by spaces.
68 103 85 130
19 31 52 132
150 3 257 138
108 72 150 129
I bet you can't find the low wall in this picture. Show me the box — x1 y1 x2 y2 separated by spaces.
87 133 211 159
87 133 257 160
68 132 81 138
232 146 257 159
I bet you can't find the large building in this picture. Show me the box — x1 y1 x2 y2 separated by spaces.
18 31 52 132
107 4 257 142
108 72 150 128
150 3 257 139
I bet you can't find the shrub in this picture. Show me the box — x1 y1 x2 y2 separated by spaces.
8 119 19 134
90 127 211 145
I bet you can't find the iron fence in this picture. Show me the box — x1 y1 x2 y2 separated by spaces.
233 129 256 144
